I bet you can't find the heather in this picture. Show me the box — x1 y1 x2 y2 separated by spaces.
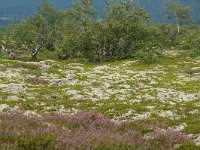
0 54 200 149
0 111 192 150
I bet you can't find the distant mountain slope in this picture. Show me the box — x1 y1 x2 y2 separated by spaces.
0 0 200 26
136 0 200 23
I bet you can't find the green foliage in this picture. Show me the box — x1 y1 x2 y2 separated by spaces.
165 1 192 45
180 27 200 57
1 0 198 62
0 25 22 59
135 49 163 64
165 1 192 25
0 29 5 58
17 136 54 150
156 24 178 46
4 0 65 60
58 0 96 60
60 0 158 62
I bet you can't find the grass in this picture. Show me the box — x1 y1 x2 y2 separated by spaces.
0 53 200 149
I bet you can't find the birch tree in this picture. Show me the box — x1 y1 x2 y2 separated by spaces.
165 1 192 43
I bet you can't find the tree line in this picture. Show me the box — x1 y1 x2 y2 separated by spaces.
0 0 199 62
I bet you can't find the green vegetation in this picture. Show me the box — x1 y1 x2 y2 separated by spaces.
165 1 192 44
0 55 199 149
1 0 199 63
0 0 200 149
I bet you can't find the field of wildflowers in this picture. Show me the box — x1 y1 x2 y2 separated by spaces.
0 51 200 149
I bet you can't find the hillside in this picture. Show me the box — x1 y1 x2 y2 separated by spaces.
0 51 200 148
0 0 200 149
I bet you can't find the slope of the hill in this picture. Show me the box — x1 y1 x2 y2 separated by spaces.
0 51 200 147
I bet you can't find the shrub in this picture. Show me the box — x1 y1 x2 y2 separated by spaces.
135 49 164 64
180 27 200 57
0 111 193 150
2 0 165 62
59 0 161 62
3 1 65 60
26 77 48 85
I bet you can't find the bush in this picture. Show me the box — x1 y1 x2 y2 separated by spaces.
2 0 169 62
135 49 164 64
2 1 65 60
59 0 162 62
0 111 193 150
180 27 200 57
17 136 54 150
156 24 178 46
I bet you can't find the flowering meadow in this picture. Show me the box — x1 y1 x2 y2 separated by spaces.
0 51 200 149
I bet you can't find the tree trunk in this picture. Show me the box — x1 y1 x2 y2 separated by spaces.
176 21 180 36
175 12 180 44
32 45 40 60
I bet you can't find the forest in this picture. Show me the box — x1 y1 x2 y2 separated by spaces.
0 0 200 149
